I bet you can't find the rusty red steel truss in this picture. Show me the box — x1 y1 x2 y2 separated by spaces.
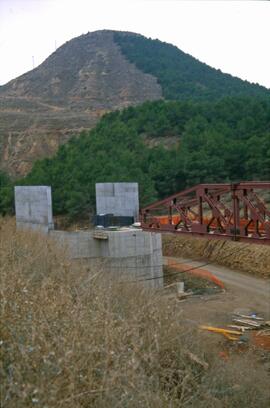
140 182 270 245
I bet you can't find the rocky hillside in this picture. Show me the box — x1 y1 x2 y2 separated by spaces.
0 30 162 176
1 29 269 177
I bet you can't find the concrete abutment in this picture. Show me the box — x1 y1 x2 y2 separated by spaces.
14 185 163 288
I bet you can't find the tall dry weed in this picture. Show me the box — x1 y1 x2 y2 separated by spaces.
1 218 269 407
0 219 202 407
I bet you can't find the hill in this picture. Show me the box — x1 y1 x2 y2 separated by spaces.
1 30 269 177
0 30 162 176
1 97 269 217
114 32 270 100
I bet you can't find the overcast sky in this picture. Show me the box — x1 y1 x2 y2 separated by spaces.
0 0 269 88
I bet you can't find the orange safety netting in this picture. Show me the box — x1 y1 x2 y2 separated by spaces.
155 215 266 232
166 258 225 289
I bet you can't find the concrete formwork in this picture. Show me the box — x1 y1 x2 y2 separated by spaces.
14 186 54 233
49 229 163 288
14 184 163 288
96 183 139 220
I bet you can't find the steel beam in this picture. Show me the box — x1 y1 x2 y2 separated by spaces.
140 182 270 245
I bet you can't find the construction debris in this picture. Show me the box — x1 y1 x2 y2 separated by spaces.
232 318 262 328
199 325 242 341
227 325 251 332
234 313 264 321
252 330 270 351
257 329 270 336
199 326 242 335
231 312 266 330
176 281 185 294
199 311 270 345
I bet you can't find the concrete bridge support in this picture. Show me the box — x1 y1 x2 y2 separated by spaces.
14 186 54 233
14 185 163 288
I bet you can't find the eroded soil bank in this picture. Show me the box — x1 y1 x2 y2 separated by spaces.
162 235 270 278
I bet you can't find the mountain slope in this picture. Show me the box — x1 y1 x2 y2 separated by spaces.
114 32 270 100
0 30 269 177
0 97 267 217
0 30 162 176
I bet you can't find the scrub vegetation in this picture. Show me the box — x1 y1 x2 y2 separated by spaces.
1 218 269 407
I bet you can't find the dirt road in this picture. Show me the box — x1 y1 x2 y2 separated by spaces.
164 256 270 317
163 256 270 388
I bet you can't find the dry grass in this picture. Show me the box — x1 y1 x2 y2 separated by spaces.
163 234 270 278
1 218 269 407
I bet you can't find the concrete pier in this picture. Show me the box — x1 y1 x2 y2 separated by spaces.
14 186 54 233
49 229 163 288
96 183 139 220
14 185 163 288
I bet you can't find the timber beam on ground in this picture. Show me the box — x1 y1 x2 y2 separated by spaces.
140 182 270 245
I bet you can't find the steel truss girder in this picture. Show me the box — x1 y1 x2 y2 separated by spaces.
140 182 270 245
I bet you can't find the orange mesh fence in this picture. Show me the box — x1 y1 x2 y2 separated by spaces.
166 258 225 289
155 215 266 232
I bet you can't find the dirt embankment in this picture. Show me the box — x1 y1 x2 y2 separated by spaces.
162 235 270 278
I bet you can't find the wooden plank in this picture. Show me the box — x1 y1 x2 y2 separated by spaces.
93 231 109 240
227 325 251 332
232 318 261 327
199 325 242 335
234 313 264 321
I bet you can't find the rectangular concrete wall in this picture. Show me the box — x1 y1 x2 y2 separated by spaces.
96 183 139 220
49 229 163 289
15 186 54 233
49 230 107 258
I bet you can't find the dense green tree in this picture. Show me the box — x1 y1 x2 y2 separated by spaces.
0 171 14 215
114 33 270 101
1 97 269 217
